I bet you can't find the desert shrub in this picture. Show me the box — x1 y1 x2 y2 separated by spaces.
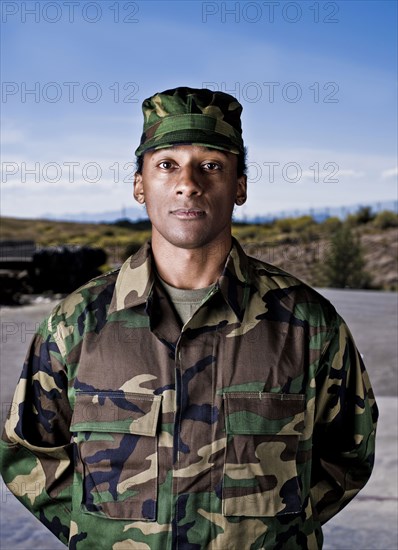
321 216 342 234
322 225 372 288
373 210 398 229
275 215 316 234
346 206 375 227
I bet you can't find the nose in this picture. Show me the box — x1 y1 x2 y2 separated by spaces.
175 164 202 197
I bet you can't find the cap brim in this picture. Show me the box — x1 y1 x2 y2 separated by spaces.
135 129 241 157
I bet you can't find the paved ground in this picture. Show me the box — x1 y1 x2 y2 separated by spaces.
0 290 397 549
315 289 398 398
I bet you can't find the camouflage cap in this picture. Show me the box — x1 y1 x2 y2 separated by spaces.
135 87 244 157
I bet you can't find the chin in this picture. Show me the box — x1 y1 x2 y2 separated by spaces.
155 226 230 251
170 238 208 250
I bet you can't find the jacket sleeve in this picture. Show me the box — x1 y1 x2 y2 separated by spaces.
0 318 73 546
310 315 378 524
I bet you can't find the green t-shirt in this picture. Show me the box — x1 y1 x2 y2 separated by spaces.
159 278 214 325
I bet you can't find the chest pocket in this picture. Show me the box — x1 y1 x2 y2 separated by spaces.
222 392 305 517
71 391 162 521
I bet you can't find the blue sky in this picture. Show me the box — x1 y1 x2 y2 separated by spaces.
1 0 397 220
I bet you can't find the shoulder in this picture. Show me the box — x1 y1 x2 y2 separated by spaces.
39 267 121 349
244 250 339 327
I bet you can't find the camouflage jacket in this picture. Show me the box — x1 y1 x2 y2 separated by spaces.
0 239 378 549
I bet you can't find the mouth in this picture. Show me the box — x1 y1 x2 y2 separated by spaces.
170 208 206 219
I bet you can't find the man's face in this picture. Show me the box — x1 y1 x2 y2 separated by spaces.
134 145 247 251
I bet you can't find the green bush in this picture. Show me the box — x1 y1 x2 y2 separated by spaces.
373 210 398 229
346 206 375 226
275 215 316 234
322 225 372 288
322 216 342 234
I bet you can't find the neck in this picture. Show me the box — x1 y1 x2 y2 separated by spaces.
151 235 232 289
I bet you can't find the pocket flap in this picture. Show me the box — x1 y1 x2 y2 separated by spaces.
224 392 305 435
71 391 162 436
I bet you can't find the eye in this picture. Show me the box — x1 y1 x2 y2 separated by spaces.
158 161 174 170
202 162 222 171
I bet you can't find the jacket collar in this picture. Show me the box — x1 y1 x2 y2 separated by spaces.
108 238 251 321
108 241 155 314
216 238 251 321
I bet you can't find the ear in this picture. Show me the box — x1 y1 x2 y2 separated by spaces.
134 172 145 204
235 175 247 206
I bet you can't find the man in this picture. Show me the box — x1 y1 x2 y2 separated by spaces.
0 87 378 549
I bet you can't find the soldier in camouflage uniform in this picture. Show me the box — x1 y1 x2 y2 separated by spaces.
0 87 378 549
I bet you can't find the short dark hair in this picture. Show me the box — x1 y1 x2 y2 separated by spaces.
135 147 248 177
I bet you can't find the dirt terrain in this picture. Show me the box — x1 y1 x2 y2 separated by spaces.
245 228 398 290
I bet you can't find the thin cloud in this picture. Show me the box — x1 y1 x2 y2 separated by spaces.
381 167 398 179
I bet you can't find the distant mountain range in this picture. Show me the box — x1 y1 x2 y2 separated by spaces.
42 206 146 224
248 200 398 224
40 200 397 224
